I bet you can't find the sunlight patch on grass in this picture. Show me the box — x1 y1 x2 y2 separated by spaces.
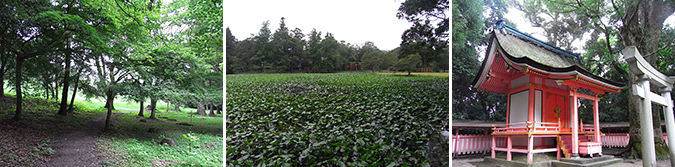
98 112 222 166
374 72 449 79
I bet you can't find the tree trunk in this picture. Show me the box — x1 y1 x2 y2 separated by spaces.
619 0 675 159
0 67 4 97
166 102 170 112
11 58 23 121
149 98 157 119
208 103 215 116
68 72 80 113
54 82 59 101
58 53 71 115
103 90 114 132
197 99 206 116
0 56 7 98
138 100 144 117
104 98 115 110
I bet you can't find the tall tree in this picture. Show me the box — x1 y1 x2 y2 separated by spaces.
272 17 295 71
393 53 422 75
252 21 273 72
170 0 222 116
397 0 448 69
226 27 237 74
451 0 509 121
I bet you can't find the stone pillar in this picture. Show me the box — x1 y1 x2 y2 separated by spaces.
639 75 656 167
661 87 675 167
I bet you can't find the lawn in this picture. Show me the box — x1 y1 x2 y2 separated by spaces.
374 72 449 79
226 73 449 166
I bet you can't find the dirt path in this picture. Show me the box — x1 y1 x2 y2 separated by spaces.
40 112 119 167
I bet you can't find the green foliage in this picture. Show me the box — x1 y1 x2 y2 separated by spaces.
98 112 222 166
397 0 448 69
361 51 399 72
393 54 422 75
451 0 509 121
226 73 448 166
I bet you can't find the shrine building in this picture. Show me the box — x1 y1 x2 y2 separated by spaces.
471 20 624 164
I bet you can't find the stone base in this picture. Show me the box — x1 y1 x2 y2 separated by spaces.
553 155 622 167
484 155 622 167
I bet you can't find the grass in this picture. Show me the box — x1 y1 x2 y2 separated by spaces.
226 73 449 166
97 112 223 166
82 97 223 166
374 71 449 79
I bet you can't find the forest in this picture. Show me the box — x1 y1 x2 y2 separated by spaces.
0 0 223 166
454 0 675 159
225 2 449 74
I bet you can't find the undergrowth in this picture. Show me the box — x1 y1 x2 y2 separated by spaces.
97 112 223 166
226 73 449 166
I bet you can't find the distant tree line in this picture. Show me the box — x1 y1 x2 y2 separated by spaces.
226 16 448 74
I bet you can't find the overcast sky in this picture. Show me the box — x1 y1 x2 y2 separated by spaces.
224 0 411 51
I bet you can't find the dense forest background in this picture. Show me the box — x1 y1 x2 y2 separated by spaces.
225 0 449 74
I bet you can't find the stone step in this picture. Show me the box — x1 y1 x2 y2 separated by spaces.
559 155 615 164
552 158 622 167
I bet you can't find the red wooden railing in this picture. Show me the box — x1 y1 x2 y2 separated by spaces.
452 134 505 155
601 133 629 148
600 133 668 148
491 121 559 134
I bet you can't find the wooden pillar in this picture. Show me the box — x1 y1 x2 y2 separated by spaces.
529 82 535 122
506 89 511 124
660 87 675 167
527 135 534 164
507 136 512 161
639 75 656 167
594 97 601 143
492 136 496 158
570 86 579 157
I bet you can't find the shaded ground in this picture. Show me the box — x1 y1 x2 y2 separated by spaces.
40 112 117 167
0 96 98 166
452 148 673 167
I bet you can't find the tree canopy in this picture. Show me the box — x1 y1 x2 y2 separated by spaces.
0 0 223 131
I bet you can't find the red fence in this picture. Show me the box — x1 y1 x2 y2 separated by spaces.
601 133 668 148
452 134 504 156
452 133 669 155
601 133 629 148
415 67 433 72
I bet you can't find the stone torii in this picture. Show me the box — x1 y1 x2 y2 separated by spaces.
623 46 675 167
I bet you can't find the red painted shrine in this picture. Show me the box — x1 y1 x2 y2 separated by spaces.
471 20 624 164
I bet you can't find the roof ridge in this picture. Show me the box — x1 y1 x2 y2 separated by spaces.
495 20 583 66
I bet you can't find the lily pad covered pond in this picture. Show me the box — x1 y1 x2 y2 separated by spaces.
226 73 449 166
